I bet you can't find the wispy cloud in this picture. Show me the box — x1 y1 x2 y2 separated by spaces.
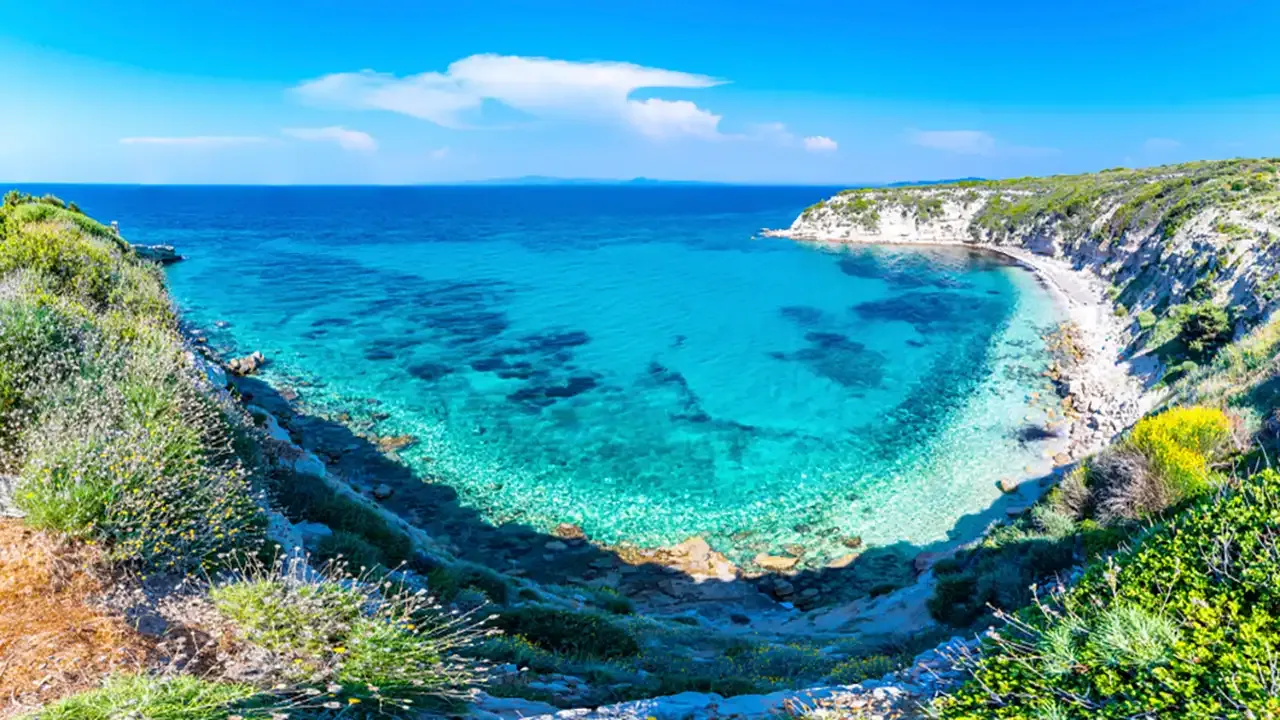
119 136 268 147
909 129 996 155
1143 137 1181 152
908 129 1057 158
747 123 837 152
293 54 728 140
283 126 377 152
803 135 838 153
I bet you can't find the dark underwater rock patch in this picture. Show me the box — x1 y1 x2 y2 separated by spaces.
407 362 452 382
519 329 590 353
838 253 974 291
507 375 601 407
851 291 1004 331
311 317 354 327
779 305 826 326
769 331 887 392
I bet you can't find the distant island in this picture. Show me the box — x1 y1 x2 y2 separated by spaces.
456 175 987 187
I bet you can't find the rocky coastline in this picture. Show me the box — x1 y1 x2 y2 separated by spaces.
166 189 1184 718
768 232 1154 462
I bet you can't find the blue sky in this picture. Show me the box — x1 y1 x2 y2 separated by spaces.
2 0 1278 184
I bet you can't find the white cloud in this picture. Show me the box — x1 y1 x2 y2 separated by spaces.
1144 137 1181 152
625 98 722 139
909 130 996 155
429 147 450 159
119 136 267 147
803 135 838 152
293 54 727 140
283 126 377 152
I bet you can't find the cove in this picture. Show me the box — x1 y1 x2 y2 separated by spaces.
41 185 1063 568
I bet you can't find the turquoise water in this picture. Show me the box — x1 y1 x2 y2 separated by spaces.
32 185 1061 566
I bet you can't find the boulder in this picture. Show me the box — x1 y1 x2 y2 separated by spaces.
468 692 559 720
827 553 858 569
553 523 586 540
841 536 864 550
246 404 291 443
755 553 799 571
292 450 327 478
131 243 183 264
376 434 417 453
294 521 333 548
771 579 795 596
227 351 266 376
372 483 394 500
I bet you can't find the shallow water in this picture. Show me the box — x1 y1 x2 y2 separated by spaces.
32 185 1062 566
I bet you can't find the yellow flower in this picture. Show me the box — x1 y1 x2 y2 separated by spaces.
333 646 347 654
348 698 361 705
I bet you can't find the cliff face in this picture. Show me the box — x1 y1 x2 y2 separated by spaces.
780 159 1280 322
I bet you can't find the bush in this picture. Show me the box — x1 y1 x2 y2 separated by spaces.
1088 447 1167 523
0 222 118 308
1135 309 1157 331
936 470 1280 718
495 606 639 659
828 654 902 684
1125 406 1230 500
31 674 267 720
211 554 494 713
270 469 413 566
591 587 635 615
315 530 387 571
0 292 94 461
16 334 266 571
1088 605 1180 669
1177 302 1230 357
422 562 512 606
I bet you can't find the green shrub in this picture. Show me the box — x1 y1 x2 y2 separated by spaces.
31 674 267 720
270 468 413 566
16 336 266 571
828 654 901 684
423 562 511 605
496 606 639 659
1088 605 1180 669
1177 302 1230 357
929 529 1077 628
0 293 94 461
591 586 635 615
937 470 1280 718
212 555 494 713
1135 310 1157 330
0 222 118 308
1161 359 1198 384
315 530 387 571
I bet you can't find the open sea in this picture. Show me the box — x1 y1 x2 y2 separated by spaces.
26 184 1063 566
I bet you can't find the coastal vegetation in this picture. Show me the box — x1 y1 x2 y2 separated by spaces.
0 193 494 717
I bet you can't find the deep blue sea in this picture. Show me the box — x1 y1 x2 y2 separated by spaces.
25 185 1062 566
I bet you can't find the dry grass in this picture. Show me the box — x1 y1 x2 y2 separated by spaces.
0 519 154 717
